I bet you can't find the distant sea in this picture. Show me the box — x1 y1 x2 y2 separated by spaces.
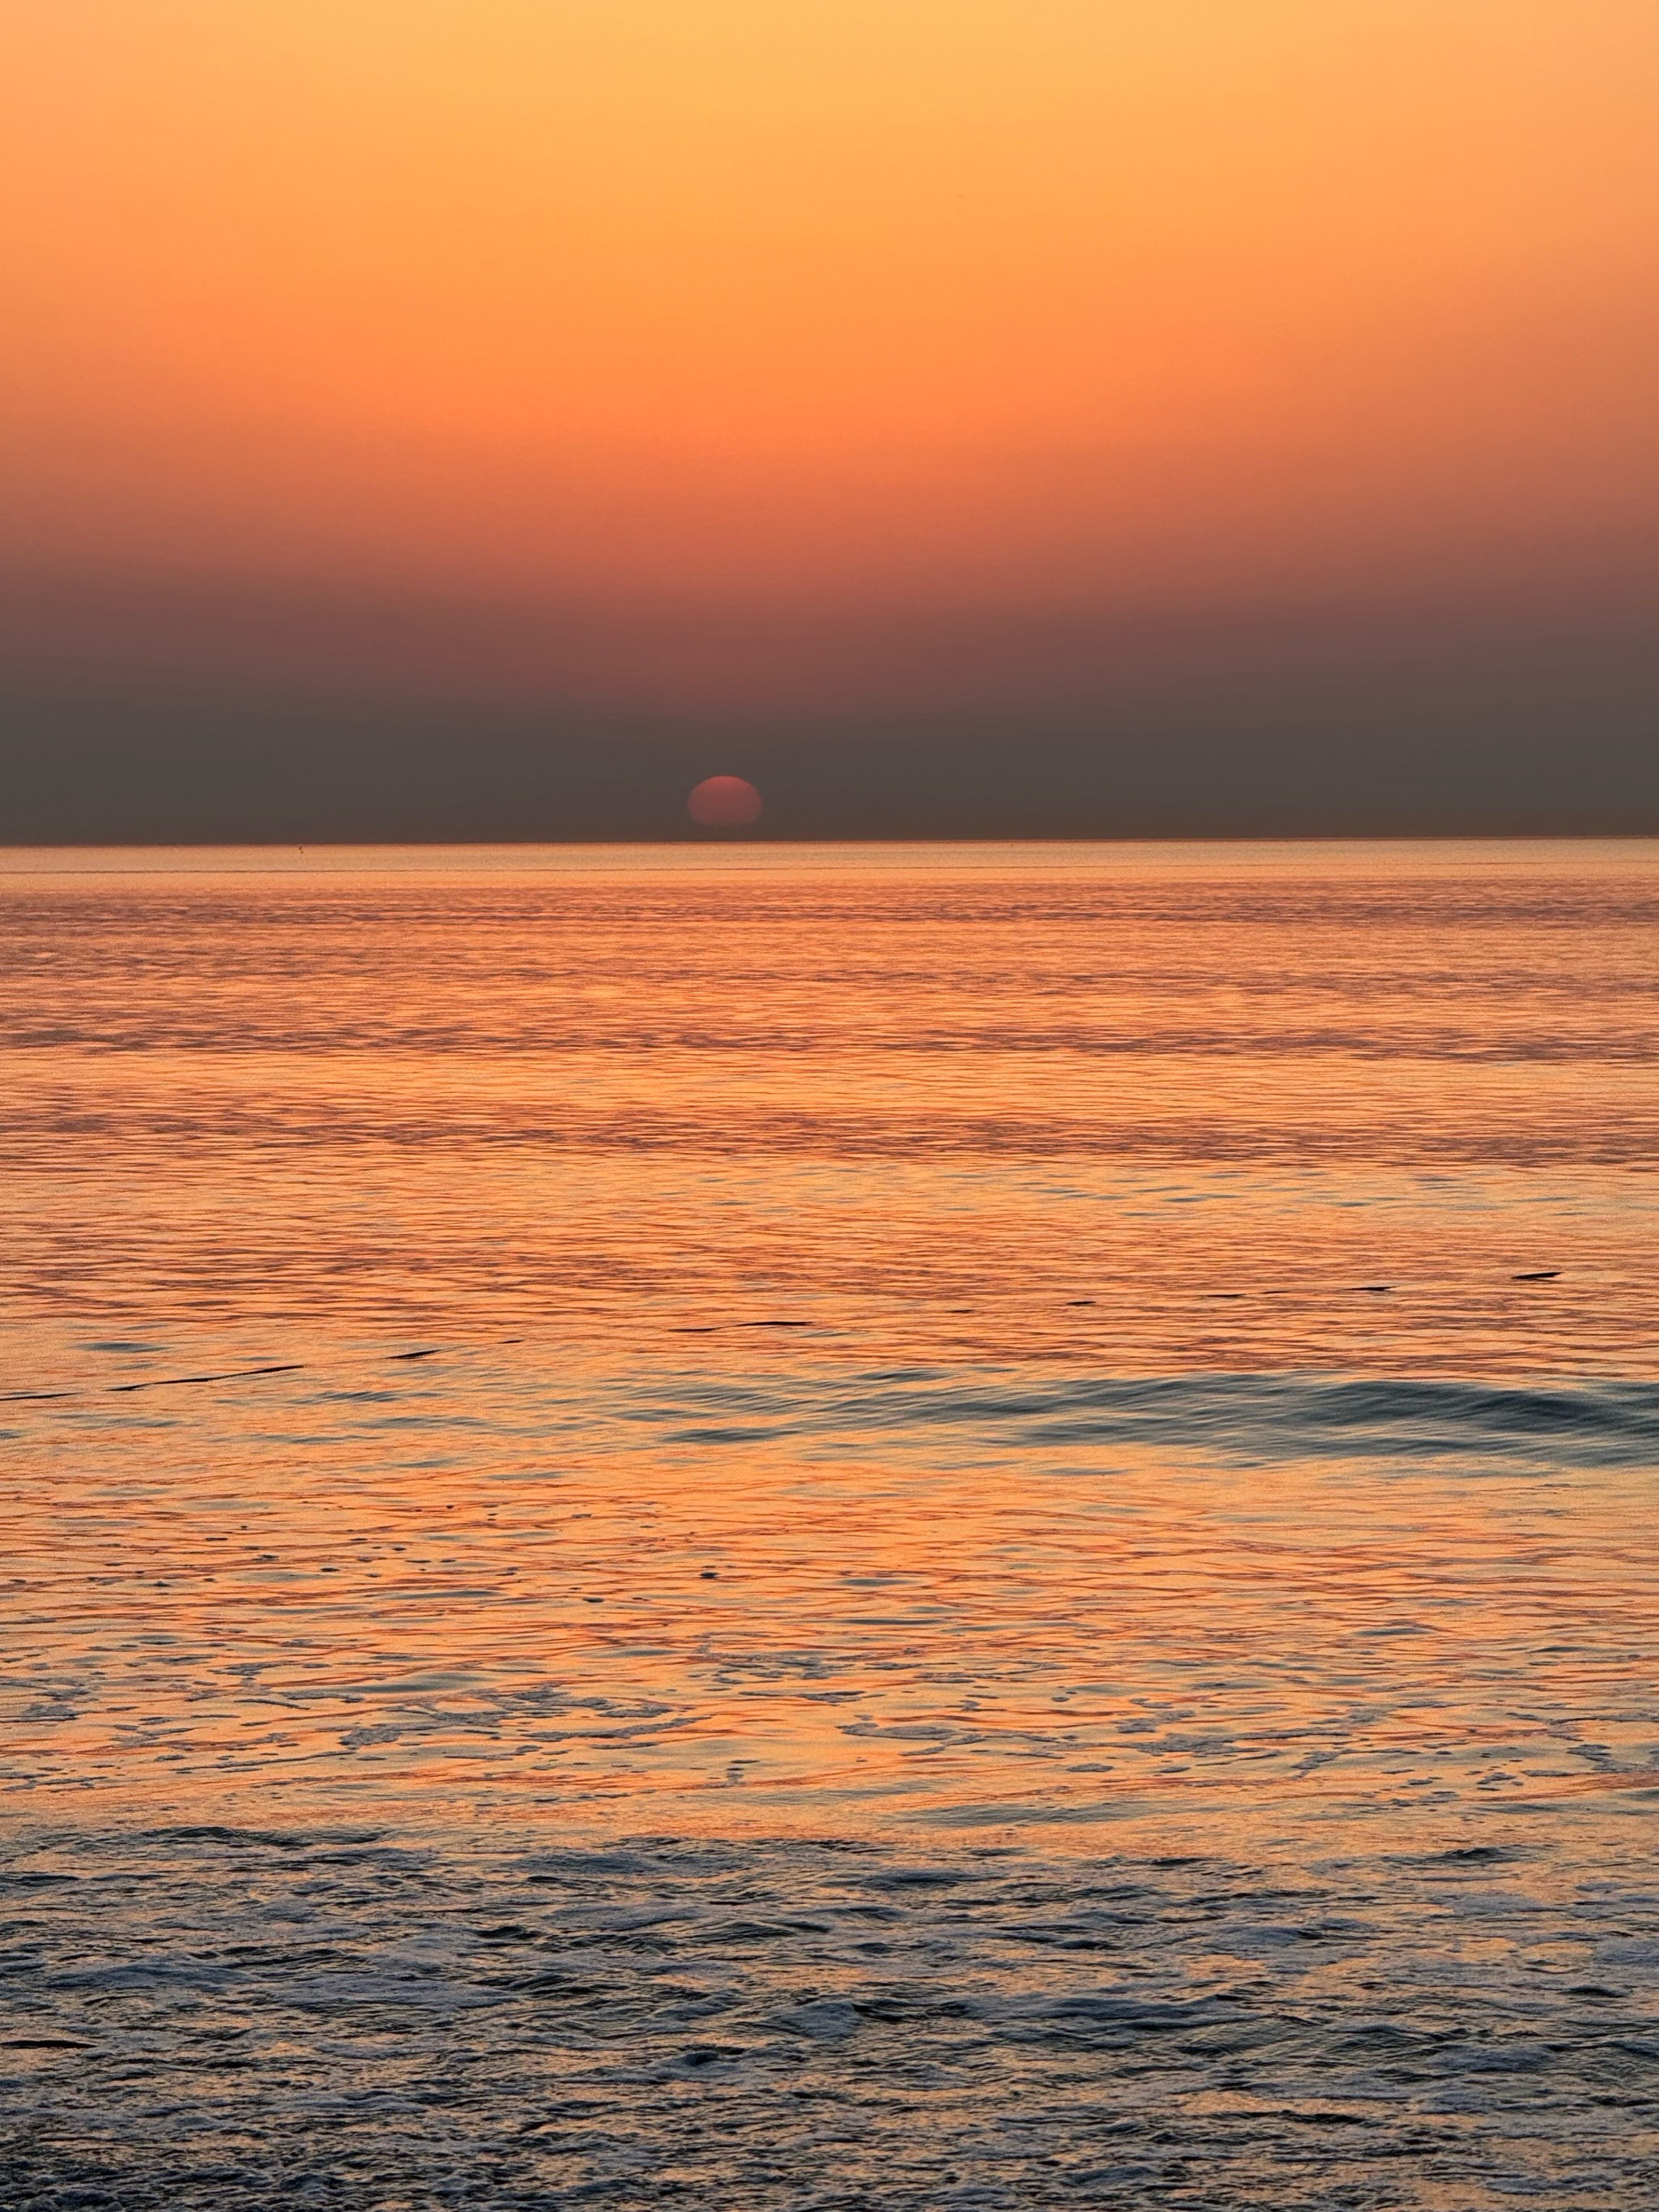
3 840 1657 2208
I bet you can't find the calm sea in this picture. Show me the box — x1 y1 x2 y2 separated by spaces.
3 840 1657 2207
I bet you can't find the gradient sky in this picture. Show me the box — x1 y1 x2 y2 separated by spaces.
3 2 1657 833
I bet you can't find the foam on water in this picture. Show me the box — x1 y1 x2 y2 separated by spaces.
3 1824 1657 2210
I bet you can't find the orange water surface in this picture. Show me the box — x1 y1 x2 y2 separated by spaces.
2 839 1655 1851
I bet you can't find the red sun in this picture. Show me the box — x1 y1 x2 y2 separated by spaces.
687 775 762 829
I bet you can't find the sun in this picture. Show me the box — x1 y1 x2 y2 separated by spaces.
687 775 762 830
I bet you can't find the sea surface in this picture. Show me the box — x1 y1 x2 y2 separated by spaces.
2 839 1657 2208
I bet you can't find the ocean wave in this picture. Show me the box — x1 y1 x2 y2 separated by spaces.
654 1368 1659 1467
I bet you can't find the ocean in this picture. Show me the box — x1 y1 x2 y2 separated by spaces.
2 839 1657 2207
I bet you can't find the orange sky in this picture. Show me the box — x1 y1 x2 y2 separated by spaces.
4 0 1657 628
